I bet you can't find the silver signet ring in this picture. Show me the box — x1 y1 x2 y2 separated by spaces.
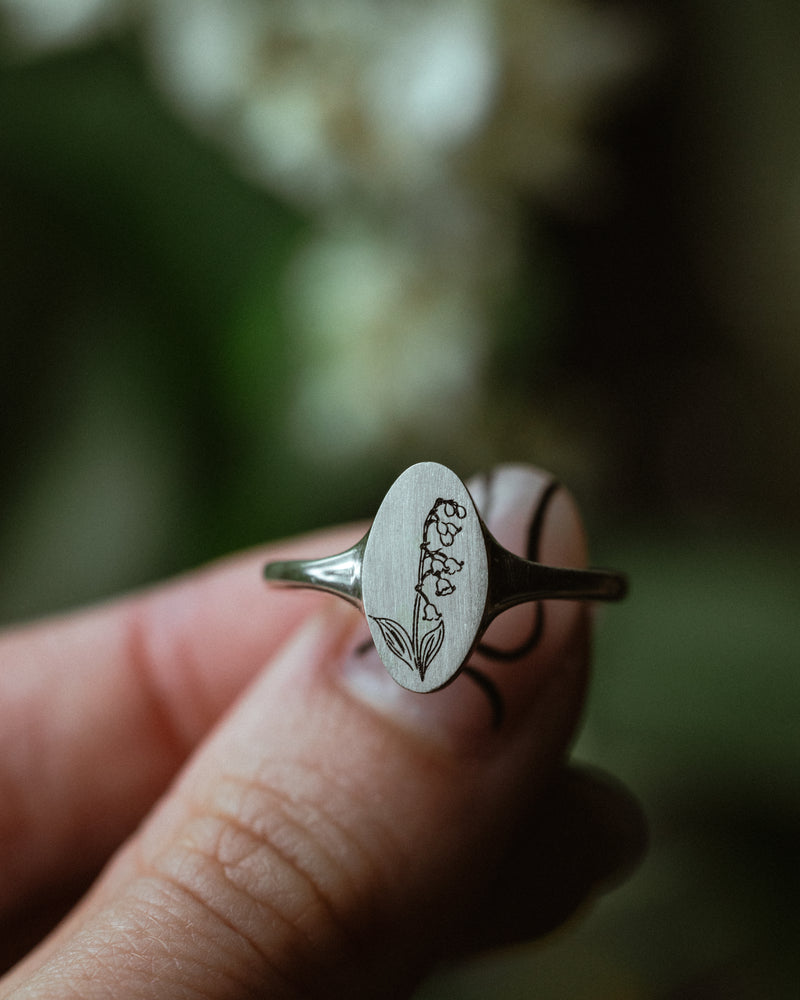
264 462 627 693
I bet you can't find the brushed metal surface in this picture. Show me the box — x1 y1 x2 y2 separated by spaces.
362 462 488 692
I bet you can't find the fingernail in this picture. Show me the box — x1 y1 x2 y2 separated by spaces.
340 465 589 749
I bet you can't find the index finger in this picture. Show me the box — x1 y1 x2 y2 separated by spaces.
0 525 363 927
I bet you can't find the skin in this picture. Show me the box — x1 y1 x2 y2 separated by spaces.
0 466 645 999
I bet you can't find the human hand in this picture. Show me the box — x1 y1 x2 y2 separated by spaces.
0 465 645 999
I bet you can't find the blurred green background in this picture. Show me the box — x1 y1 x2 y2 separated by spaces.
1 2 798 997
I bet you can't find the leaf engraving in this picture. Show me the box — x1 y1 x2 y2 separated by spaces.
417 620 445 679
369 616 414 669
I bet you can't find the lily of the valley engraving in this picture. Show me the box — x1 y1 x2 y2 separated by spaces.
369 498 466 681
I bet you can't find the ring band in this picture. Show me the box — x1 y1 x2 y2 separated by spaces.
264 462 627 693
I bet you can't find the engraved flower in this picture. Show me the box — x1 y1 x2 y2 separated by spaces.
434 578 455 597
421 601 441 622
442 555 463 575
442 501 467 520
429 497 467 547
434 519 461 547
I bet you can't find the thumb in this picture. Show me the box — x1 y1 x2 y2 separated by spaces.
3 466 598 1000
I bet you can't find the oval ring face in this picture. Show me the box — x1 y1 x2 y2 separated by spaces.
362 462 489 692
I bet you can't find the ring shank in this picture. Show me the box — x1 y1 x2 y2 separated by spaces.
264 535 627 620
485 537 627 622
263 538 366 608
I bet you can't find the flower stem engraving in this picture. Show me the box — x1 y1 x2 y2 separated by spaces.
370 498 466 680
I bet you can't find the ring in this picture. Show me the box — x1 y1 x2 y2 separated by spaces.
264 462 627 694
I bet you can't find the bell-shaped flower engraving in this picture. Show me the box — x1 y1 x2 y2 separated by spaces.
369 498 466 681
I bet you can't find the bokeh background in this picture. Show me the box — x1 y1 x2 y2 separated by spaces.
1 1 798 997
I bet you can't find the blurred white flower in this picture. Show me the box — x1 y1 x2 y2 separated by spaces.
1 0 655 461
367 3 496 152
287 228 487 457
146 0 261 123
1 0 126 51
